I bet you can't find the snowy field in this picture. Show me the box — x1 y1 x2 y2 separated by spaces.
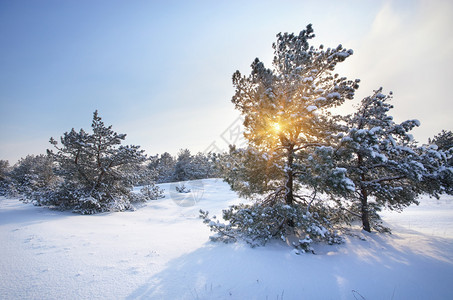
1 179 453 300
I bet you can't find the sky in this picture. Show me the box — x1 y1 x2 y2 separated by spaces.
1 0 452 164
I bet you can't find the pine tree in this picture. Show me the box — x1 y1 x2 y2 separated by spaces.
231 24 359 206
47 110 153 213
149 152 176 183
0 160 9 181
427 130 453 194
429 130 453 152
173 149 193 181
429 130 453 168
204 25 357 249
8 154 58 200
217 145 281 199
336 89 452 231
191 152 214 179
0 160 11 196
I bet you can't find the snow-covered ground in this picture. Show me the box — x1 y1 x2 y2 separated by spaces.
1 179 452 300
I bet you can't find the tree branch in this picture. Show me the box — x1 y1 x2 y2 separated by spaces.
362 175 405 185
294 143 326 151
340 206 362 218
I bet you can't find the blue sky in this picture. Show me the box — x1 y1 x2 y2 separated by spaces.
1 0 452 163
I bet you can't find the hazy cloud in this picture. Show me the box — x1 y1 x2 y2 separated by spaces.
346 0 453 142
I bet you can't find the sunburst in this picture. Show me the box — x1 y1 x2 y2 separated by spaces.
271 122 282 133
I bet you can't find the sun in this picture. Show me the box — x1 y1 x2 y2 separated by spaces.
271 122 282 133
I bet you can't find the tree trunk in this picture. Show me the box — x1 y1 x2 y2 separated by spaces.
360 189 371 232
284 145 295 227
284 146 294 206
357 153 371 232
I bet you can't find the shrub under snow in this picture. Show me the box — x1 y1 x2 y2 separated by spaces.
200 201 342 253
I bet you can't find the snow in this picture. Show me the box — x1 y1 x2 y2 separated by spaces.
1 178 453 299
302 76 313 83
343 177 356 192
306 105 317 112
341 136 353 143
369 126 381 135
370 150 388 163
327 92 341 99
335 52 350 58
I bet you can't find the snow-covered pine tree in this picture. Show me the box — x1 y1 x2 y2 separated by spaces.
191 152 217 179
0 160 11 196
204 152 223 178
216 146 244 191
171 149 217 181
428 130 453 193
173 149 194 182
47 110 156 213
149 152 176 183
231 24 359 207
203 25 358 250
8 154 58 201
429 130 453 167
429 130 453 152
0 160 9 181
336 89 453 232
216 145 282 199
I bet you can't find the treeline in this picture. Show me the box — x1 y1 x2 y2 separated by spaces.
0 149 221 199
147 149 221 183
0 111 220 214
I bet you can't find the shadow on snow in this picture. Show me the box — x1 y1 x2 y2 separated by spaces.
127 230 453 300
